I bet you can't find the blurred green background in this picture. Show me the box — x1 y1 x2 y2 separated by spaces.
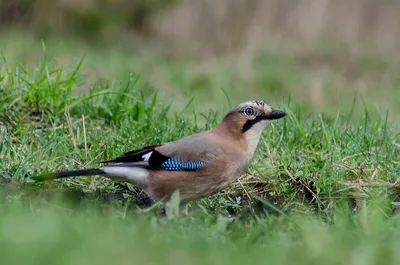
1 1 400 264
1 0 400 119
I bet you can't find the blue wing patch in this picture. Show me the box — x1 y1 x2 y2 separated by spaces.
162 158 208 171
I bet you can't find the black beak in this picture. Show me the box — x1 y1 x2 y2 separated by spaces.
262 109 286 120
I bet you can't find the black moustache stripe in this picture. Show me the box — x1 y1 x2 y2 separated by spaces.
242 117 263 133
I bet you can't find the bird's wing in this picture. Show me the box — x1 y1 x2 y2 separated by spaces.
99 144 163 164
100 133 222 171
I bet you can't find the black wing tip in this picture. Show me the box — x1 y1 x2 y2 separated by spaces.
98 144 164 164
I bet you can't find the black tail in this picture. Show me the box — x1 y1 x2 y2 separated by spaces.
33 168 105 181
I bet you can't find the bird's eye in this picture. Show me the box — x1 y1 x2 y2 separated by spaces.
244 107 255 116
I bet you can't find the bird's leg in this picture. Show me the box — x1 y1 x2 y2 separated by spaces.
162 202 189 217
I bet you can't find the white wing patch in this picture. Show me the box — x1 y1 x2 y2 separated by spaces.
142 152 153 162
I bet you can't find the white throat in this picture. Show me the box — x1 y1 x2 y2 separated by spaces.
243 120 269 162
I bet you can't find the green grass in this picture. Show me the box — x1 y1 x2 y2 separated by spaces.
0 35 400 264
2 198 400 265
2 30 400 119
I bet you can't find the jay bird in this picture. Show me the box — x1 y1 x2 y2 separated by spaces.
34 100 286 204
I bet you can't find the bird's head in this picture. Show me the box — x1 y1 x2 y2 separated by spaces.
221 100 286 136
